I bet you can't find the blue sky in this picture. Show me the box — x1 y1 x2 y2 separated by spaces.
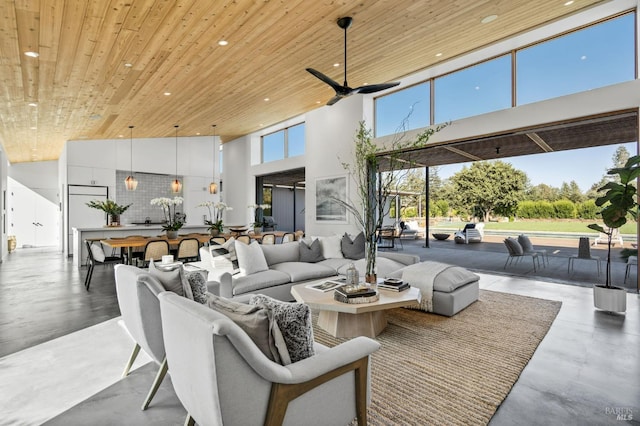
437 143 636 192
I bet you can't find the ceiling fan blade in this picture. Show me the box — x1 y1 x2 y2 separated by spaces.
306 68 343 92
326 93 350 106
354 81 400 94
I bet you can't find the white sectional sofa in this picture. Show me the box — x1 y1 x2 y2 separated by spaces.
195 238 420 302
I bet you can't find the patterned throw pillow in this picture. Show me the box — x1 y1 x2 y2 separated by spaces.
299 239 325 263
249 294 315 363
341 232 365 259
186 271 208 304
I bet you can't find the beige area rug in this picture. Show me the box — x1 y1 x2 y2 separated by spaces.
312 289 562 426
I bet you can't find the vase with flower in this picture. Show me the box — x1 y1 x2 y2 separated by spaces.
199 201 232 236
151 196 184 238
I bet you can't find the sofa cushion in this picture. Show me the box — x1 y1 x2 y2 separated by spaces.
387 262 480 293
261 241 299 266
316 258 352 273
249 294 315 363
148 260 189 298
319 235 344 259
298 239 325 263
336 256 408 278
271 262 335 282
206 294 288 364
209 237 238 270
341 232 365 259
232 269 291 296
236 241 269 276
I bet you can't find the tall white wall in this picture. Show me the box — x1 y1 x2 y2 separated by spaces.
8 161 59 204
0 147 7 261
222 135 253 227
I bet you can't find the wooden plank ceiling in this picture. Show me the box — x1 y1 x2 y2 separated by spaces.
0 0 606 164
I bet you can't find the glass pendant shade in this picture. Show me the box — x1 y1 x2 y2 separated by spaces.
125 125 137 191
209 182 218 194
171 125 181 193
171 179 182 193
125 175 138 190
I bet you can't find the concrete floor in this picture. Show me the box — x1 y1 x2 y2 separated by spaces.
1 243 638 425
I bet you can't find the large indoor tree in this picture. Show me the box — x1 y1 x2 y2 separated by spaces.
449 160 527 222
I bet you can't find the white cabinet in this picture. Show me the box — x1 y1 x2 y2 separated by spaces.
68 166 115 186
8 184 59 248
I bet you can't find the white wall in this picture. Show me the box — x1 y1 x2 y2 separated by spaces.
0 147 7 261
8 161 59 204
222 135 253 227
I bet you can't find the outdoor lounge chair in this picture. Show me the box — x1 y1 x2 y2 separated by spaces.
455 223 483 244
503 237 539 271
593 227 624 247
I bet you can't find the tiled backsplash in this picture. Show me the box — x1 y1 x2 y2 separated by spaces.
116 170 184 225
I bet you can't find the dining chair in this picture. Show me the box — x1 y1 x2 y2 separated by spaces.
281 232 295 243
210 236 227 245
84 240 124 290
177 238 200 262
294 230 305 241
236 235 251 245
143 240 171 266
568 237 601 276
261 234 276 245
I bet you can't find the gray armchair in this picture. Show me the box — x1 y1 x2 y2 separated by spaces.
158 292 381 426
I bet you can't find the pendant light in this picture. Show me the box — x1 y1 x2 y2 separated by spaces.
209 124 218 194
124 125 138 191
171 125 182 193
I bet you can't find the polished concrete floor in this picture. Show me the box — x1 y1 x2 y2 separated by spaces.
1 244 638 425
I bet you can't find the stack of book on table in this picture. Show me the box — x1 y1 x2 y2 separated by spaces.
377 278 410 292
333 284 379 304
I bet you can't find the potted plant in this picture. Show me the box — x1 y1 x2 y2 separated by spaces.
335 120 446 284
249 204 270 234
86 199 131 226
587 155 640 313
151 197 184 238
199 201 232 236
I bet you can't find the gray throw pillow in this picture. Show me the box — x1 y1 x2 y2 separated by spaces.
341 232 365 259
299 239 325 263
148 261 190 298
249 294 315 363
186 271 208 304
206 294 289 364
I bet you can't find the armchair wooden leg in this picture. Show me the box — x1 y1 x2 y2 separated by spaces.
122 343 141 378
264 356 369 426
184 414 195 426
141 357 168 411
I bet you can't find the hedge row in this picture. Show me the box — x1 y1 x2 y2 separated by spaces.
517 199 598 219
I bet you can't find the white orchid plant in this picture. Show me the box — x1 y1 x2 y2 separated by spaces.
150 196 184 231
248 204 271 228
199 201 232 232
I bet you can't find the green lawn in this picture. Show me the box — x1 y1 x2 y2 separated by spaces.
432 220 637 235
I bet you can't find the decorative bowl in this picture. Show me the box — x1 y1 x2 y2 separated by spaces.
432 233 451 241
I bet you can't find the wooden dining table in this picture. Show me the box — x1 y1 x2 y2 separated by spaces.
101 234 211 265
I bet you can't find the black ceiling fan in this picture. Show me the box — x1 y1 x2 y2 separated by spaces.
306 16 400 106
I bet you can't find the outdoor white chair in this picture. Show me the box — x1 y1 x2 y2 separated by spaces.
593 227 624 247
568 237 601 276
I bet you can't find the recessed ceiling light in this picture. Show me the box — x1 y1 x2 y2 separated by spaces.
564 0 574 5
164 92 171 96
481 15 498 24
259 123 264 127
124 63 133 67
218 40 228 46
316 100 321 104
196 132 201 135
24 51 39 58
118 134 124 138
28 102 37 107
435 52 443 57
264 97 270 102
30 126 37 130
333 63 340 67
